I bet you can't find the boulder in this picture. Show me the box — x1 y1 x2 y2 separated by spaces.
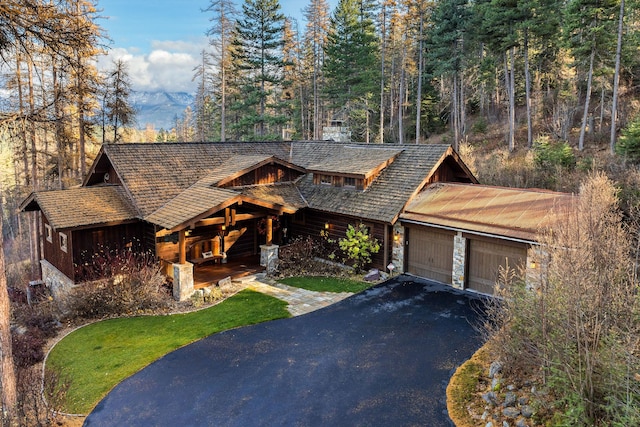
364 269 380 282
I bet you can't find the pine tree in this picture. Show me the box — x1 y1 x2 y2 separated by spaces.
192 49 217 141
231 0 287 140
204 0 237 141
428 0 470 149
304 0 331 140
564 0 619 150
102 59 135 143
324 0 379 143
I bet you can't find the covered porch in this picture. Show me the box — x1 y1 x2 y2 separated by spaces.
192 254 264 289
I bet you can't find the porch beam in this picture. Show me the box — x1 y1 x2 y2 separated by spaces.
194 212 262 228
178 229 187 264
266 216 273 246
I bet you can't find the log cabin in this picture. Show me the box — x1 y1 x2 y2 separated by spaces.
20 141 477 300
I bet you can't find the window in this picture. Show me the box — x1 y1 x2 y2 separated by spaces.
45 224 53 243
320 175 332 185
344 177 356 188
59 232 68 253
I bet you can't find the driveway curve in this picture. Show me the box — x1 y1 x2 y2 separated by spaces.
84 276 487 426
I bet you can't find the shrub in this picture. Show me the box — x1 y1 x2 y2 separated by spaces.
616 116 640 162
276 235 345 278
66 250 170 320
483 173 640 425
12 328 46 368
338 223 380 273
533 136 575 169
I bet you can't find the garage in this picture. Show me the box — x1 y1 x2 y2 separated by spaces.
406 226 454 284
467 237 528 294
400 183 576 294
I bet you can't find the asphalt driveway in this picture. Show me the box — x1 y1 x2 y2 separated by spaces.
84 276 487 426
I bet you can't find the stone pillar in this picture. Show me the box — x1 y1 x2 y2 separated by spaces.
173 263 194 301
391 224 405 274
525 245 544 291
452 232 467 290
260 244 279 273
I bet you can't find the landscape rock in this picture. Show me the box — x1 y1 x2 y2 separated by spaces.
489 361 503 378
482 391 499 405
521 405 534 418
503 407 521 418
503 391 517 407
364 269 380 282
516 419 529 427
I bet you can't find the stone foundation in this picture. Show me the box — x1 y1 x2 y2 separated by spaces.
173 263 194 301
41 260 74 299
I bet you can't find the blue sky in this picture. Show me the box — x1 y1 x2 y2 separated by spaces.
98 0 337 93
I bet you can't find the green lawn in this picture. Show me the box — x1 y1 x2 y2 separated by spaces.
278 276 372 293
46 290 289 415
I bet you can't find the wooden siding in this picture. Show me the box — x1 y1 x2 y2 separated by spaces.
426 156 476 185
287 209 390 270
222 163 304 187
41 216 74 280
72 222 154 281
406 226 454 284
467 237 527 295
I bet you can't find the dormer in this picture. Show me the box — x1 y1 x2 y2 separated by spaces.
308 146 403 191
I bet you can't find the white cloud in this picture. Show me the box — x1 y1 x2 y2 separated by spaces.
99 37 209 93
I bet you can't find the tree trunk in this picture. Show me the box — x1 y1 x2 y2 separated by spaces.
0 210 18 423
610 0 624 154
524 30 533 148
415 14 424 144
578 46 596 151
505 50 516 152
452 74 458 150
398 48 405 145
379 4 386 144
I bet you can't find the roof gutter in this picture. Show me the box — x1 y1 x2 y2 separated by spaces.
399 218 539 246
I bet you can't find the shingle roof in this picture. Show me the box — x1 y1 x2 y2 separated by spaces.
20 185 139 230
401 183 576 242
294 143 457 223
240 183 307 210
102 142 292 217
144 185 240 230
304 145 403 178
71 141 473 229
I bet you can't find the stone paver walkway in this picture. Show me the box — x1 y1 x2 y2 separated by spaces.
245 278 353 316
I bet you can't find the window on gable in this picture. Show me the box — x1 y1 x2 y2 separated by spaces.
45 224 53 243
59 232 68 253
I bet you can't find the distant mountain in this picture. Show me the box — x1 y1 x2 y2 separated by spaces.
130 91 194 130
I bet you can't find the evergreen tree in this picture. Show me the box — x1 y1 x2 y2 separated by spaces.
428 0 470 149
564 0 619 150
102 59 136 143
231 0 287 140
324 0 379 143
204 0 237 141
192 49 217 142
304 0 331 140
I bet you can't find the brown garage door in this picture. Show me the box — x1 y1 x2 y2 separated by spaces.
467 238 527 295
407 227 454 284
